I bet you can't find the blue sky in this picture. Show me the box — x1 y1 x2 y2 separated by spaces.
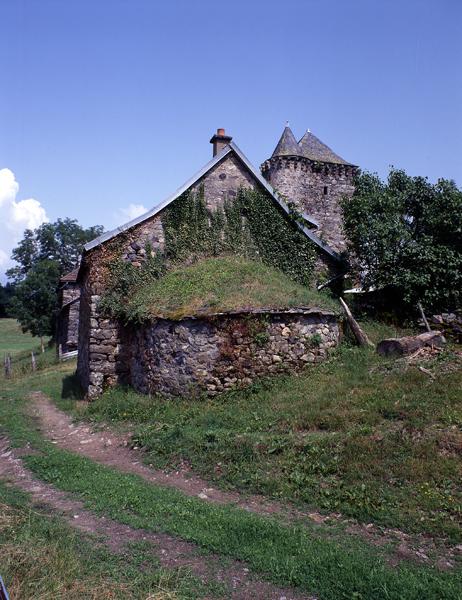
0 0 461 278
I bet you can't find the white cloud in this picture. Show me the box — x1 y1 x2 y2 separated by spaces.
0 168 49 281
115 202 148 225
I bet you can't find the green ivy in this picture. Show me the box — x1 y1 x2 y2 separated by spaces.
100 187 316 320
99 250 166 322
162 187 316 285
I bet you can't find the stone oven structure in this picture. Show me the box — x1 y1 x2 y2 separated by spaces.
75 127 356 398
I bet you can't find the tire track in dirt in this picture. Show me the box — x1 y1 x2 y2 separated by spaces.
0 436 312 600
30 391 461 570
30 391 305 521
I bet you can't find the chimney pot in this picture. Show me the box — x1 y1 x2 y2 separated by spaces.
210 128 232 157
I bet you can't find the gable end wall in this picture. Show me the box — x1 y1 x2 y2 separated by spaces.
77 152 260 398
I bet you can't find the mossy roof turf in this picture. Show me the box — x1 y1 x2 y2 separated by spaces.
129 256 338 320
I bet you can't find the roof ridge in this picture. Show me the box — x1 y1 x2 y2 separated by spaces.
298 130 350 165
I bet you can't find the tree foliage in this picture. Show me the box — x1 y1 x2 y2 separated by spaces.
6 218 104 283
9 260 61 337
7 218 103 338
0 282 15 318
342 169 462 312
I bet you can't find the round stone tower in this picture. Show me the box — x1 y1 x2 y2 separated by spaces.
261 126 358 254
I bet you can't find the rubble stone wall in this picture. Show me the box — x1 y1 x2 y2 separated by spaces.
422 311 462 343
261 156 357 254
129 309 341 397
77 152 261 398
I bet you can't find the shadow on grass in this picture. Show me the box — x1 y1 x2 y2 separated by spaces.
61 373 85 400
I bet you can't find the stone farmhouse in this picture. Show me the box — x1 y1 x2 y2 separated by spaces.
63 127 357 398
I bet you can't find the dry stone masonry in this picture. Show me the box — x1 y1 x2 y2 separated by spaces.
77 150 262 398
261 157 356 253
260 127 358 254
129 309 340 397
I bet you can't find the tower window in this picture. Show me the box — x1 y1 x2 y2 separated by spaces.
323 186 328 196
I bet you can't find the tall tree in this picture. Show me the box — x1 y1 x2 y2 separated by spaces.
6 218 104 283
7 218 103 338
342 169 462 313
9 260 61 344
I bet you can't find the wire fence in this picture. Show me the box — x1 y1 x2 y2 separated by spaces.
2 346 59 380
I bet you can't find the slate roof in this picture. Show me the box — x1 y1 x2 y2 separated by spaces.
82 142 340 263
298 130 350 165
271 126 301 157
60 268 79 282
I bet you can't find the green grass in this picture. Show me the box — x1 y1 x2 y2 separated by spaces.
81 324 462 541
1 364 462 599
0 317 56 380
0 345 58 381
0 480 222 599
128 255 339 320
0 318 38 355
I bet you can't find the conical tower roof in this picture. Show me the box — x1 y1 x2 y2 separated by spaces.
271 126 301 157
298 130 349 164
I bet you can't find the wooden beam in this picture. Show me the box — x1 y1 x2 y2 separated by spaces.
339 297 373 348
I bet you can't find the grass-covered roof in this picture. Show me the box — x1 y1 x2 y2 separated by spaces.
128 256 338 321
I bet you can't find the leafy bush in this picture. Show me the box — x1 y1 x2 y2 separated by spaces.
98 250 166 321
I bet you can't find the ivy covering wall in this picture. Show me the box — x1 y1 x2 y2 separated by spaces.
162 187 316 284
100 187 317 321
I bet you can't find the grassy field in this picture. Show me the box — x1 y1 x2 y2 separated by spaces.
0 318 38 355
0 480 216 599
0 318 56 380
78 322 462 541
1 320 461 599
1 364 462 599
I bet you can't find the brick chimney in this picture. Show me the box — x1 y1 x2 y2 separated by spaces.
209 128 232 156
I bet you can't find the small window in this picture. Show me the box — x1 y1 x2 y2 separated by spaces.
323 186 328 196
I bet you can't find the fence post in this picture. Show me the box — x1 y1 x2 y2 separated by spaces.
4 354 11 379
31 351 36 371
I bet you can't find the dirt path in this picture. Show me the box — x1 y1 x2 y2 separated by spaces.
0 435 312 600
30 391 305 520
30 391 461 570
